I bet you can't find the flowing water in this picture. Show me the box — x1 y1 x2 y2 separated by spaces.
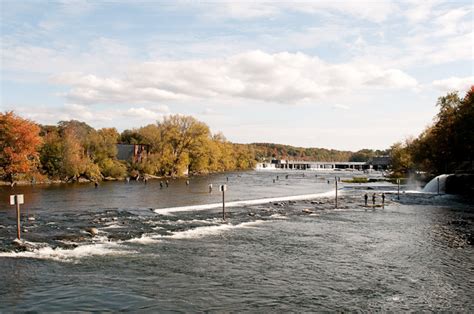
0 171 473 311
422 174 451 193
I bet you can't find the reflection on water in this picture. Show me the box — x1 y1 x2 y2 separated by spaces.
0 171 473 311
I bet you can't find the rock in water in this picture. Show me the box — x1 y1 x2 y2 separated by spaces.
85 227 99 236
12 239 35 252
302 208 313 214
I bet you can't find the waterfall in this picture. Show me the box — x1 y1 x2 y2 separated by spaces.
422 174 451 193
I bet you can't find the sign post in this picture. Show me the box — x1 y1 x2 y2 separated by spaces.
220 184 227 220
10 194 24 240
397 179 400 200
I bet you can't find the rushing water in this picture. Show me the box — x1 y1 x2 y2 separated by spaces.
0 171 473 311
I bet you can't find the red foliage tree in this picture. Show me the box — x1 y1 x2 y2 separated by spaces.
0 111 42 182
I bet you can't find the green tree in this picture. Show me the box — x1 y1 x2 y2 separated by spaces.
40 128 63 178
389 140 414 177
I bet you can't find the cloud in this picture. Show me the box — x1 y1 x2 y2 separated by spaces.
54 50 418 105
6 104 172 129
332 104 350 110
199 1 397 22
432 76 473 92
403 0 439 23
126 107 168 120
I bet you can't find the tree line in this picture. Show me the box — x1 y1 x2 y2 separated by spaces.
3 87 470 184
0 113 255 183
252 143 388 163
389 87 474 177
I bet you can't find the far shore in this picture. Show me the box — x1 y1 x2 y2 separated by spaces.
0 170 248 187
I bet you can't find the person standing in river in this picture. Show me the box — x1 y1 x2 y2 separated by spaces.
372 193 376 206
364 193 368 206
382 193 385 208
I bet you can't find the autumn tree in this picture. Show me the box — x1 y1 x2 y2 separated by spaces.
157 115 211 176
0 111 42 183
389 140 414 177
409 87 474 175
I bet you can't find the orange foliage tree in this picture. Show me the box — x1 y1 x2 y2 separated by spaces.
0 111 42 182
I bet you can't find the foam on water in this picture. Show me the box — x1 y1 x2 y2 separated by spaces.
154 191 335 215
102 223 125 229
125 234 162 244
0 242 129 262
269 213 288 219
168 220 266 239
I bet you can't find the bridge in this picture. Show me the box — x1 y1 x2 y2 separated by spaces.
257 157 390 171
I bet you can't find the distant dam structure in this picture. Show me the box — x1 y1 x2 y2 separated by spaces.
256 157 390 171
422 174 451 193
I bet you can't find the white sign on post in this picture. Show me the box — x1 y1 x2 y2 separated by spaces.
9 194 24 205
219 184 227 192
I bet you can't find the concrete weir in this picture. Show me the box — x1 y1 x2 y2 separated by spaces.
257 157 390 171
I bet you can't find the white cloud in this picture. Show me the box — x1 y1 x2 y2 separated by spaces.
54 50 418 105
200 0 397 22
332 104 350 110
432 76 473 92
403 0 439 22
5 104 171 129
126 107 165 120
433 7 471 36
2 37 134 80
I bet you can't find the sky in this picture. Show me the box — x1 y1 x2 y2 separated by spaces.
1 0 473 151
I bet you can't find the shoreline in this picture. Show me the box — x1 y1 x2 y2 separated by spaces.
0 169 252 187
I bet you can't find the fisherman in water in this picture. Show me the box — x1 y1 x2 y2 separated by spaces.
364 193 368 206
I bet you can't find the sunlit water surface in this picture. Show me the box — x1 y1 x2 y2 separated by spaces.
0 171 473 311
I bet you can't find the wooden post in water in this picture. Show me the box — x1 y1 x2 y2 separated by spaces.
16 198 21 240
397 179 400 200
335 180 338 209
222 189 225 220
10 194 24 240
220 184 227 220
437 177 440 195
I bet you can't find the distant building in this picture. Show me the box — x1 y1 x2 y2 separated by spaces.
367 156 391 171
255 157 392 171
116 144 149 163
256 162 276 170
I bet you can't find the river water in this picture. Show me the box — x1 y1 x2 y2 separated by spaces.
0 171 473 311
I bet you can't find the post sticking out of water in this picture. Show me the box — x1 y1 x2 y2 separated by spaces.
10 194 24 240
397 179 400 200
437 177 440 195
220 184 227 220
335 180 338 209
16 199 21 240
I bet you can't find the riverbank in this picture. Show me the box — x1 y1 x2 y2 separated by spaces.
0 174 165 187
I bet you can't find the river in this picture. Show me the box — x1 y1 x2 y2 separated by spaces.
0 170 473 311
